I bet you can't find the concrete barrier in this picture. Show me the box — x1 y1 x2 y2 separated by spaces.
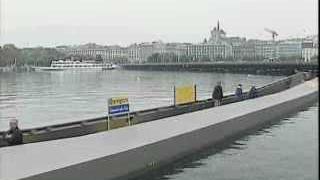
0 78 318 180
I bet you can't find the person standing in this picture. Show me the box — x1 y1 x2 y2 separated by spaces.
235 84 243 101
212 81 223 106
248 86 258 99
4 119 23 146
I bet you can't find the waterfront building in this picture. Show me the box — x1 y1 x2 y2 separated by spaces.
127 42 153 63
245 40 277 60
186 43 232 61
241 43 256 60
65 45 127 63
105 46 127 62
186 21 233 61
208 21 226 43
276 40 303 61
225 37 249 60
63 42 186 64
302 35 318 62
57 24 317 63
161 43 188 57
125 41 188 63
126 44 141 63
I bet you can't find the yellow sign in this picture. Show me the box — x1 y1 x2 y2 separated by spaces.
175 85 196 105
109 97 129 106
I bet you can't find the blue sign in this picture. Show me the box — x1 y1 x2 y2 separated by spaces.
109 104 129 115
108 97 130 115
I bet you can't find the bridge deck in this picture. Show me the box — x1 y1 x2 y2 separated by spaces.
0 78 318 180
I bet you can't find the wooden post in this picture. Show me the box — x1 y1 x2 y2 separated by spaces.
107 99 110 130
128 112 131 126
194 84 197 102
107 115 110 130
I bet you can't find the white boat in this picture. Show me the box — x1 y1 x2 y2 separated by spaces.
102 64 119 70
33 60 116 71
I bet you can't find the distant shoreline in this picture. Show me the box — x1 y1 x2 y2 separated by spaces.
0 65 35 72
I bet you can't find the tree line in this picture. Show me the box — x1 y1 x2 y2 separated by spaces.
0 44 66 67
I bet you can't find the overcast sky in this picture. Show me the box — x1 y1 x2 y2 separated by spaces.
0 0 318 47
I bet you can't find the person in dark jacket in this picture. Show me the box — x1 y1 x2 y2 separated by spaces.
235 84 243 100
212 81 223 106
4 119 23 145
248 86 258 99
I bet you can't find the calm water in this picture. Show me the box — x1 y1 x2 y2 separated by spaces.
134 104 318 180
0 70 318 180
0 70 280 130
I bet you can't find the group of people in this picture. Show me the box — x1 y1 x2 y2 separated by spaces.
212 81 258 106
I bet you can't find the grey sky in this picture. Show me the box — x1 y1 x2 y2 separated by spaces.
0 0 318 47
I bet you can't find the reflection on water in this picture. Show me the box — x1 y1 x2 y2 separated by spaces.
132 104 318 180
0 70 280 130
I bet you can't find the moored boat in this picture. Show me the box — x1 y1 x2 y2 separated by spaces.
33 60 116 71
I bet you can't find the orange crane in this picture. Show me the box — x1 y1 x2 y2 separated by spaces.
264 28 278 41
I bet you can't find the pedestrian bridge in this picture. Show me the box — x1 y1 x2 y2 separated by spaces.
0 78 318 180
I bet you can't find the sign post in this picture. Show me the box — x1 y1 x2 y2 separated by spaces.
107 115 110 130
107 97 130 130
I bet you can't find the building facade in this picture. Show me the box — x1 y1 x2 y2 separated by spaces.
302 35 318 62
186 43 232 60
186 21 233 61
59 24 317 63
276 40 303 60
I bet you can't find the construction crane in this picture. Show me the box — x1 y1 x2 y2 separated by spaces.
264 28 278 41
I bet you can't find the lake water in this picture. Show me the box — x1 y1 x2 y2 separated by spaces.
134 104 318 180
0 70 280 130
0 70 318 180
